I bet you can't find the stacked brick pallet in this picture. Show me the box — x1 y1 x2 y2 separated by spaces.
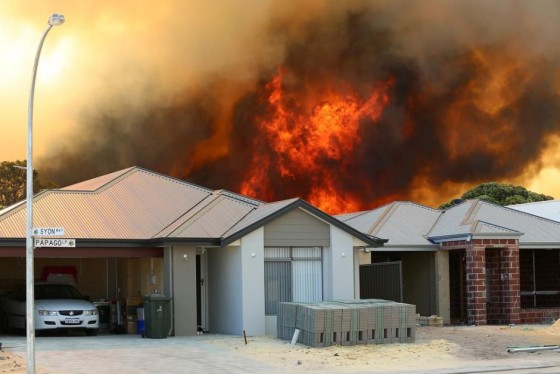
277 299 415 347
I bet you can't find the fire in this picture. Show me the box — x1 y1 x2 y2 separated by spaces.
240 69 393 214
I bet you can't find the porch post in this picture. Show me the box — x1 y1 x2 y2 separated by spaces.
501 242 521 324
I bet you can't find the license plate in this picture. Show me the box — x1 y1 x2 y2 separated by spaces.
65 318 80 324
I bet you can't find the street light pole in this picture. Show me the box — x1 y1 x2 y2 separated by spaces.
26 13 64 374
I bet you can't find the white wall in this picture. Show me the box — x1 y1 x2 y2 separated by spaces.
324 226 356 300
207 245 243 335
240 227 266 336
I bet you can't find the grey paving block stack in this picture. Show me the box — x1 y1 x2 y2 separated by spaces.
277 299 415 347
277 302 300 341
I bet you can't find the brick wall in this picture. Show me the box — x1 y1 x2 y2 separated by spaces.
465 243 487 325
520 308 560 324
485 248 502 323
485 246 520 324
442 238 521 326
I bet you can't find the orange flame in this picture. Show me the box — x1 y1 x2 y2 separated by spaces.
240 69 393 213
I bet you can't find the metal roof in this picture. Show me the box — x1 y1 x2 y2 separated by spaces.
0 168 212 240
428 200 560 244
337 202 441 247
222 198 298 239
0 167 383 248
165 194 258 238
508 200 560 222
339 199 560 249
60 167 137 191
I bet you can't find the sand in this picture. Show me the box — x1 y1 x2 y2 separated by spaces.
0 351 50 374
2 323 560 373
206 324 560 372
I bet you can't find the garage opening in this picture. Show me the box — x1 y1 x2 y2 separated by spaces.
0 247 164 335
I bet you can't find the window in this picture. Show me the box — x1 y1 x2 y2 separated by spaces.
520 249 560 308
264 247 322 315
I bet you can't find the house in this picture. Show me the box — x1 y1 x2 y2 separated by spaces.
0 167 385 336
338 200 560 325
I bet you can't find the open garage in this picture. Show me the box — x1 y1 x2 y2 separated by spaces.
0 246 164 334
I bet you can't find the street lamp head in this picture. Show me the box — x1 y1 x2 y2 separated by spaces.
48 13 65 26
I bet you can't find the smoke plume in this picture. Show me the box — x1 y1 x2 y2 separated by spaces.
37 0 560 213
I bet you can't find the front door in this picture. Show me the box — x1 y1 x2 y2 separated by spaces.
196 251 208 332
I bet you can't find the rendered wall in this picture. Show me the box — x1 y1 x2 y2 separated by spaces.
264 208 330 247
207 245 243 335
325 226 356 300
170 245 197 336
240 227 266 336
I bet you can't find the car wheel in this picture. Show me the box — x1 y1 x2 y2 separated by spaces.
85 328 98 336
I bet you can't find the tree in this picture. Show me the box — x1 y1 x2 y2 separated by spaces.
0 160 58 210
438 182 553 209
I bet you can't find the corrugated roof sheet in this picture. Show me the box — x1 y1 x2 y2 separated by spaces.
0 168 213 239
427 200 475 238
222 198 299 239
165 194 259 238
429 200 560 243
337 202 440 246
508 200 560 222
61 167 135 191
0 167 382 247
472 221 521 235
336 206 389 235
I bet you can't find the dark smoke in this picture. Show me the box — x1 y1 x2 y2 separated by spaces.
39 2 560 211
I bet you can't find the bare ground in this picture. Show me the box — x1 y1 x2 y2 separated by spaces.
2 323 560 373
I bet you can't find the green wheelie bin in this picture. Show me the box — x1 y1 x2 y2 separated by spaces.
143 294 171 338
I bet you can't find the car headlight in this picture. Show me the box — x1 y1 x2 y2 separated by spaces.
38 310 58 316
84 309 98 316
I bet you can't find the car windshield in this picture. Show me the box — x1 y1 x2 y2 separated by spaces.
35 284 83 300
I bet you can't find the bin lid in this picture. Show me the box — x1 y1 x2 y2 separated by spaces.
143 294 170 301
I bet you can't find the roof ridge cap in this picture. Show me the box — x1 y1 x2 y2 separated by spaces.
460 199 481 226
368 201 400 236
155 194 216 238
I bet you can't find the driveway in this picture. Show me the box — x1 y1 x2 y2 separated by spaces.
1 333 278 374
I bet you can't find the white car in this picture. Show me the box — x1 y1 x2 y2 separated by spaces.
1 283 99 335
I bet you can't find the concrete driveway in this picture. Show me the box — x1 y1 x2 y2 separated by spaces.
1 333 279 374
